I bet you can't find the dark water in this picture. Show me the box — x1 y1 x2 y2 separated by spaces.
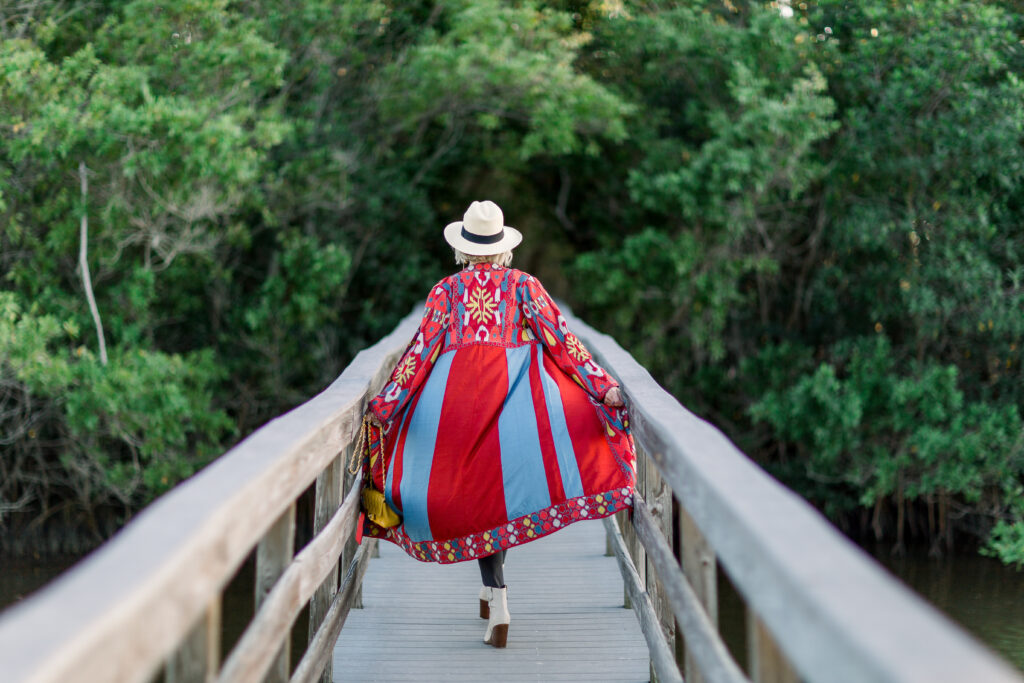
2 546 1021 673
868 544 1024 671
0 555 80 610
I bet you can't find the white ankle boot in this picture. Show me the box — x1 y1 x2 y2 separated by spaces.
483 586 510 648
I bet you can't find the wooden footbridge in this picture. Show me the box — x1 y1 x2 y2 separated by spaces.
1 309 1021 683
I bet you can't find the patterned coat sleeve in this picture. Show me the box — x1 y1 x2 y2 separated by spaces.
368 282 450 424
517 274 619 401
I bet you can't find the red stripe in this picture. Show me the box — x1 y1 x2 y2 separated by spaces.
541 352 623 495
388 389 424 512
425 346 509 540
529 344 566 503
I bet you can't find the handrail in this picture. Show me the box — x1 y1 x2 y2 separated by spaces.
2 301 1021 683
0 309 420 683
564 308 1024 683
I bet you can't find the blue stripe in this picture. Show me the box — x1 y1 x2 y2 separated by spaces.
536 351 586 499
397 350 455 542
498 346 551 519
384 404 412 513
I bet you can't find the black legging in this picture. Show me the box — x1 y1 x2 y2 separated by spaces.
478 550 507 588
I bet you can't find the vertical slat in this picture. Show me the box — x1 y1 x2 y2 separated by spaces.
682 505 718 683
308 454 342 683
644 456 676 683
166 599 221 683
255 503 296 683
748 610 799 683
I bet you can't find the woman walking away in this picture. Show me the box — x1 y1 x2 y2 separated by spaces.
360 200 636 648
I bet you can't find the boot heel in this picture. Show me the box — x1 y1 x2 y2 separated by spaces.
479 599 489 619
489 624 508 648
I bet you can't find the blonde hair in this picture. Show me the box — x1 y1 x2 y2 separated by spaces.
454 250 513 267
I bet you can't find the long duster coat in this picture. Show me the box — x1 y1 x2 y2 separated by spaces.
364 262 635 563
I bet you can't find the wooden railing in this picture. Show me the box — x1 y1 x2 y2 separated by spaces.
2 305 1023 683
0 310 420 683
561 308 1024 683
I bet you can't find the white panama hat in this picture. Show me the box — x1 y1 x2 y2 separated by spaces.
443 200 523 256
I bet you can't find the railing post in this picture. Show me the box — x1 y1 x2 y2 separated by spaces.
680 505 717 683
644 455 677 683
748 610 799 683
166 599 221 683
256 502 296 683
309 453 343 683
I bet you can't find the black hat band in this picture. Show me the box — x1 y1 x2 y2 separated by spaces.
461 226 504 244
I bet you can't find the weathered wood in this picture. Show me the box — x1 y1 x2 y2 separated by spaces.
218 474 362 683
0 310 419 683
309 454 342 683
642 455 676 683
632 497 746 683
565 309 1024 683
748 611 799 683
603 515 684 683
166 600 221 683
341 459 363 610
255 502 295 683
333 520 648 682
292 539 376 683
681 504 718 683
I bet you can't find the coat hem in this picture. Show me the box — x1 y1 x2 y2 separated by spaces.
362 486 634 564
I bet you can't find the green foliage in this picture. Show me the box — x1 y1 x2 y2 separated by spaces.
2 0 1022 564
983 521 1024 569
0 292 232 526
567 0 1024 560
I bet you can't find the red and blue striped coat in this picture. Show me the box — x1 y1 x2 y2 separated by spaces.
364 263 635 563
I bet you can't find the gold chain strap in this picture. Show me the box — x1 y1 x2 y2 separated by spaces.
347 416 386 485
347 416 368 475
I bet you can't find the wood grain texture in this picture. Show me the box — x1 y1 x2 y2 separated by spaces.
166 600 221 683
680 505 718 683
0 310 420 683
632 498 746 683
309 455 342 683
605 515 684 683
333 520 651 682
292 540 375 683
217 474 362 683
748 612 799 683
255 503 295 683
563 308 1024 683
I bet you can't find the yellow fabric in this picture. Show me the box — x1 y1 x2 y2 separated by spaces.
362 487 401 528
357 414 402 528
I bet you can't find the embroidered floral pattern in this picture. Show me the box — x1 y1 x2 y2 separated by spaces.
565 333 591 362
466 286 498 325
394 355 416 384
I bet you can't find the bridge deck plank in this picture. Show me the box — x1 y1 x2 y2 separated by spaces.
332 519 649 682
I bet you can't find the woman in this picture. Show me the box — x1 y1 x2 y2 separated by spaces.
362 200 636 648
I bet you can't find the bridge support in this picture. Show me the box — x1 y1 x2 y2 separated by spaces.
256 503 296 683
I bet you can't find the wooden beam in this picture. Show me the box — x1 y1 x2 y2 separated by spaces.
632 497 747 683
0 310 419 683
748 611 799 683
603 515 684 683
255 503 295 683
681 504 718 683
566 309 1024 683
291 540 376 683
308 454 342 683
166 599 221 683
217 475 362 683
